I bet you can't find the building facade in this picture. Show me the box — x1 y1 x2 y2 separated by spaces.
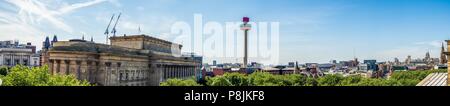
0 40 38 67
41 35 201 86
445 40 450 85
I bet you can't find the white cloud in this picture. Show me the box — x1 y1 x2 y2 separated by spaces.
0 0 111 49
5 0 73 32
414 40 443 48
57 0 107 15
376 40 443 61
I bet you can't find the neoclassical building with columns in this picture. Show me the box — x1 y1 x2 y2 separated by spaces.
41 35 201 86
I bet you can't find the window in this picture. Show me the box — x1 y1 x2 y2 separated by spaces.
5 59 10 66
132 71 135 80
14 59 19 65
125 72 129 80
137 70 140 80
119 72 123 81
23 59 28 66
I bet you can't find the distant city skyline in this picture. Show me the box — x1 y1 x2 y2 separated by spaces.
1 0 450 64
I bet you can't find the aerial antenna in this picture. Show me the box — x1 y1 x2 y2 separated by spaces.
104 14 115 44
111 12 122 37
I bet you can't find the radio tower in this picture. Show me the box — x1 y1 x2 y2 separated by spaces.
240 17 251 68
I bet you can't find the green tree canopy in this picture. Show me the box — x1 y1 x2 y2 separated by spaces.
0 66 8 76
160 69 444 86
0 65 91 86
160 78 202 86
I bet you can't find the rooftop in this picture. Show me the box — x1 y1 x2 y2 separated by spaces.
416 73 447 86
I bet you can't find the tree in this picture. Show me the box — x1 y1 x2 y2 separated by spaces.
160 78 202 86
158 69 444 86
248 72 278 86
317 74 344 86
0 66 8 76
206 73 251 86
339 75 363 86
223 73 251 86
206 76 234 86
1 65 91 86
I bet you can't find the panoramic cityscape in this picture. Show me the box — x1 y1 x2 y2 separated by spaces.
1 0 450 87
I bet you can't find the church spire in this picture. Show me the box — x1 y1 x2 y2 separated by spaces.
44 36 50 49
441 41 447 64
51 35 58 46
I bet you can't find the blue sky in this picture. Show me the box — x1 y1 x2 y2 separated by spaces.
1 0 450 65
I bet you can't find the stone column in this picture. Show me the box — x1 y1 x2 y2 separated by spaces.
167 65 171 79
175 66 179 78
80 61 88 81
87 61 93 82
104 62 111 86
155 64 162 86
114 62 121 85
182 66 185 78
191 66 195 76
54 60 60 75
184 66 187 77
69 60 77 77
11 55 14 66
75 61 81 80
131 70 135 81
92 62 98 83
171 66 175 78
59 60 66 75
188 66 191 76
49 60 54 75
162 65 166 80
162 65 165 80
168 65 171 78
186 66 189 78
65 60 70 75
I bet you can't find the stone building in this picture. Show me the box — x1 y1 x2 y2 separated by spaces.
41 34 201 86
0 40 38 67
446 40 450 85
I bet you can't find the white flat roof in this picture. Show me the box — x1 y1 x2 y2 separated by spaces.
417 73 447 86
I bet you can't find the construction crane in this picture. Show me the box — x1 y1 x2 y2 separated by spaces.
111 12 121 37
104 14 115 44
